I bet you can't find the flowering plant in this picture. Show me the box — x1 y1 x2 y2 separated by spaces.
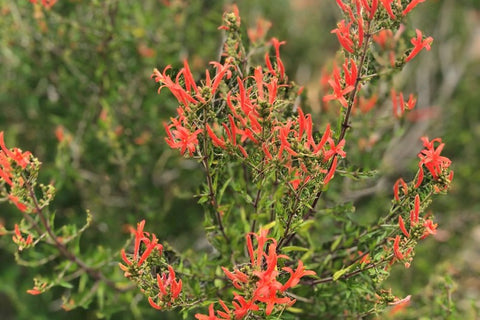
0 1 454 319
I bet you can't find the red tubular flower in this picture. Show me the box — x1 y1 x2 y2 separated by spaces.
181 60 199 95
393 235 404 260
254 66 265 101
380 0 395 19
210 61 233 95
406 29 433 62
343 58 358 87
195 303 220 320
409 194 420 227
266 77 278 105
248 17 272 44
265 52 276 76
152 66 198 106
206 124 226 149
119 220 163 271
0 131 32 174
398 216 410 238
358 95 378 113
331 20 355 53
12 224 33 250
281 260 316 291
26 288 43 295
148 265 183 310
216 300 232 320
414 165 424 188
405 94 417 110
270 38 286 81
297 108 307 142
323 64 355 108
258 291 294 316
418 137 451 179
233 294 259 319
421 219 438 239
313 124 331 154
373 29 393 50
137 234 161 266
276 121 298 157
8 194 28 212
0 131 13 158
222 267 249 290
336 0 348 12
402 0 426 16
324 138 346 161
148 296 164 310
247 228 273 268
0 166 13 186
167 265 183 299
262 143 273 161
26 282 47 295
393 178 408 201
391 89 403 118
164 122 202 156
356 16 365 48
361 0 378 20
323 156 338 186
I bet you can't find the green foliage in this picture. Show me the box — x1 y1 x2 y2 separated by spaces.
0 0 478 319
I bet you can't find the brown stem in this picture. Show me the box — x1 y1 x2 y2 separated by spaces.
306 24 373 221
278 24 374 251
25 180 123 291
309 255 391 285
201 109 229 243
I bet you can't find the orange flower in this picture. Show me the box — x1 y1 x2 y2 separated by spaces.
406 29 433 62
331 20 354 53
323 64 355 108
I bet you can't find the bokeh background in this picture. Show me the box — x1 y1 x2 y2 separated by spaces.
0 0 478 319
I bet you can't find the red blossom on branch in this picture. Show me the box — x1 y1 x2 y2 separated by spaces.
380 0 395 19
193 228 315 319
415 137 452 187
402 0 426 16
119 220 163 272
148 265 183 310
331 20 355 53
406 29 433 62
12 224 33 250
323 64 355 108
164 121 202 156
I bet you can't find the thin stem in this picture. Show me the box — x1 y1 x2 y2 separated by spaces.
306 23 374 221
309 255 392 285
279 23 375 251
25 179 124 292
201 108 229 243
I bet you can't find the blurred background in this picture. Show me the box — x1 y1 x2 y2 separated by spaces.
0 0 478 319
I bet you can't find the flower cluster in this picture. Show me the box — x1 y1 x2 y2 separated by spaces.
0 132 32 213
389 136 453 268
195 228 315 319
415 137 453 188
12 224 33 251
119 220 182 310
391 89 417 118
154 38 346 194
324 0 433 111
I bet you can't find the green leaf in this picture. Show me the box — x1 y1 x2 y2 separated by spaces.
330 235 343 251
333 265 353 281
58 281 74 289
281 246 309 253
